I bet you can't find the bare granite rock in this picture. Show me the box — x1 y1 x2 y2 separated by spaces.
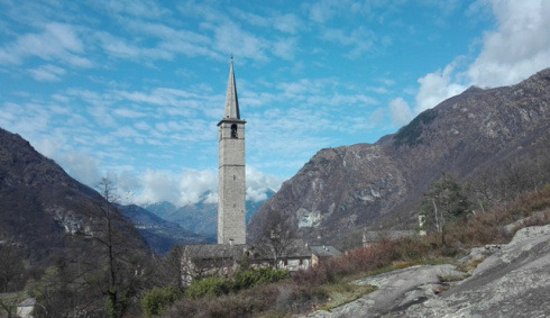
302 264 467 318
301 224 550 318
401 224 550 317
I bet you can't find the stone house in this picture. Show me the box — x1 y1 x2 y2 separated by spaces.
181 244 248 286
17 298 36 318
180 243 340 286
310 245 343 267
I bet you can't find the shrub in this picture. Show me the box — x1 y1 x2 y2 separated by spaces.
185 277 232 299
187 281 318 316
141 286 182 317
233 268 289 290
185 268 289 300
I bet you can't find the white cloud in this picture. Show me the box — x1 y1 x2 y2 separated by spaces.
97 22 219 61
131 167 280 206
273 14 301 34
272 37 297 60
100 0 168 19
246 166 282 201
113 108 148 118
59 151 102 187
308 0 339 23
178 169 218 205
467 0 550 87
389 98 413 126
113 126 140 139
388 1 550 118
136 170 182 205
0 23 91 67
321 26 376 58
415 63 466 112
210 20 268 62
134 121 151 131
29 64 66 82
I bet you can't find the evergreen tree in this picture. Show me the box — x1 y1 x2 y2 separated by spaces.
419 174 471 245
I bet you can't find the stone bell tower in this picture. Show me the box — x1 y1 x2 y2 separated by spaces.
217 59 246 245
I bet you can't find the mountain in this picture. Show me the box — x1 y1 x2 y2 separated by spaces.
118 204 209 254
142 201 178 220
145 189 275 241
248 68 550 246
0 127 146 263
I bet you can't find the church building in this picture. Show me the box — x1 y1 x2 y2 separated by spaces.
217 59 246 245
179 60 341 286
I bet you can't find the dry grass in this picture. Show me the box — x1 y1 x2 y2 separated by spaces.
318 283 376 311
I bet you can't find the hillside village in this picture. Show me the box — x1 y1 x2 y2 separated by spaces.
2 2 550 317
1 66 550 317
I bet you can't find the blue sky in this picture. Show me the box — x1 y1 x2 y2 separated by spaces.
1 0 549 206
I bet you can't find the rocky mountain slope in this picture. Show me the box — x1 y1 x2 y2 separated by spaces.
145 190 273 241
249 68 550 245
0 127 146 263
118 204 208 254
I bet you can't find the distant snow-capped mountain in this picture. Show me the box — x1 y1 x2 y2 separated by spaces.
144 189 275 241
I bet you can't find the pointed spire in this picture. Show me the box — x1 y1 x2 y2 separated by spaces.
224 58 240 119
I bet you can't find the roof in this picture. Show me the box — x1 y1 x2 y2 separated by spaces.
287 240 314 258
223 59 240 120
18 298 36 307
310 245 342 258
182 241 314 262
182 244 248 260
250 239 312 260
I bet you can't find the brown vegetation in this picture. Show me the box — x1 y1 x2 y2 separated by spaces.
163 185 550 317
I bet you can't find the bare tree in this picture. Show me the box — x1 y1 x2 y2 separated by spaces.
257 210 298 266
93 176 148 318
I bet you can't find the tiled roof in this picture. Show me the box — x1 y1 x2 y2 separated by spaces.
182 244 249 259
310 245 342 257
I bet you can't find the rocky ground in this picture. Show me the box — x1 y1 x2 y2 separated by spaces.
302 224 550 318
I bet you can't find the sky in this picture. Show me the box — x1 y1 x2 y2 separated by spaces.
1 0 549 207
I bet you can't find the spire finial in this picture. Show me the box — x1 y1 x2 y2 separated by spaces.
222 57 240 120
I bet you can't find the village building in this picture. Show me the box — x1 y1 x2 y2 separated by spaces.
310 245 343 267
17 298 36 318
180 242 338 286
217 58 246 245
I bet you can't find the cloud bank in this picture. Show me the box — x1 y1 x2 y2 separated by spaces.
398 0 550 119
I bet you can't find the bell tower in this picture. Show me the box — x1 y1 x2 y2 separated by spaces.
217 59 246 245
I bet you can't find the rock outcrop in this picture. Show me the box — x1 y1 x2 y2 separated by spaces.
403 224 550 317
249 68 550 245
303 224 550 317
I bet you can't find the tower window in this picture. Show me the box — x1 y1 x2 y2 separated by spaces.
231 124 238 138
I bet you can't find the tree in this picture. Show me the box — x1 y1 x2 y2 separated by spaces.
0 242 27 318
257 210 298 266
153 246 185 290
0 292 24 318
93 177 148 318
419 174 471 245
0 241 25 293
